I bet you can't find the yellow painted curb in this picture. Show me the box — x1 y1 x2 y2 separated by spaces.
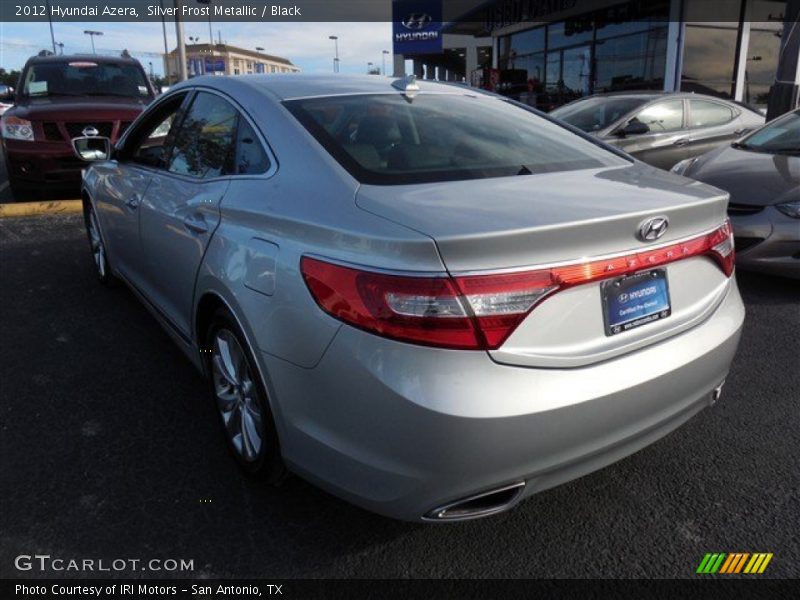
0 199 83 218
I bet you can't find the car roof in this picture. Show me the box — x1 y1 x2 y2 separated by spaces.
174 74 471 101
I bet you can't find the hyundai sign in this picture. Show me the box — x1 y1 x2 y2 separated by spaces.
392 0 443 56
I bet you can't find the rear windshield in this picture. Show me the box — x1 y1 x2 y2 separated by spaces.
21 61 151 99
284 93 627 185
551 96 649 132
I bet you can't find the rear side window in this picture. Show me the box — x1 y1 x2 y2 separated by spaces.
233 119 270 175
284 93 626 185
632 100 684 133
689 99 735 128
169 92 237 178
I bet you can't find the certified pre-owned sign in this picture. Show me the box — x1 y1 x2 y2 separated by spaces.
392 0 443 56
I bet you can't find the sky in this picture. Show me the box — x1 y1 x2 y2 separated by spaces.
0 21 396 76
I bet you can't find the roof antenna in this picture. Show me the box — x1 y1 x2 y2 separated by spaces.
392 74 420 100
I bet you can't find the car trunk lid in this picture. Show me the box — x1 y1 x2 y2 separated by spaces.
356 165 733 367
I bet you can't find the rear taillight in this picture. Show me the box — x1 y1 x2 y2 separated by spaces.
301 221 735 350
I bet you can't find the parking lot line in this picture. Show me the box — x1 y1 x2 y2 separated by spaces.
0 199 82 218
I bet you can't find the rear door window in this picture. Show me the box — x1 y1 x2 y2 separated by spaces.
168 92 238 179
232 118 270 175
689 99 735 129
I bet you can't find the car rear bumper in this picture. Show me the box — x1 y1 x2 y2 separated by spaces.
4 139 84 188
261 278 744 522
732 208 800 279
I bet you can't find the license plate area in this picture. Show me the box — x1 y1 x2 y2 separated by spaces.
601 269 671 336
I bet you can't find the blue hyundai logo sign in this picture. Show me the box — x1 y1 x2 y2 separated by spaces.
393 0 442 56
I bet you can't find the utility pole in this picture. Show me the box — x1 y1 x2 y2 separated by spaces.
174 0 188 81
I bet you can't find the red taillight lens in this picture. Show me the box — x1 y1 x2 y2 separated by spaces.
300 257 481 349
301 221 735 351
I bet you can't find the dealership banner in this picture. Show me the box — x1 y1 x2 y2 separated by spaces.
392 0 443 56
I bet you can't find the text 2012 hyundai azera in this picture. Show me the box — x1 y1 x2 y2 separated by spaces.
74 74 744 521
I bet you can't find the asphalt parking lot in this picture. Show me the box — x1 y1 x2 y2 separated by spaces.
0 213 798 579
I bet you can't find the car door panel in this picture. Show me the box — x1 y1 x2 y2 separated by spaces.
138 176 228 337
135 90 239 338
93 161 152 286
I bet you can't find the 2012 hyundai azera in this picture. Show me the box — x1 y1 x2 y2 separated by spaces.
74 74 744 522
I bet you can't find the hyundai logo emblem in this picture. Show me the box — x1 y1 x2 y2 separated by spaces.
618 292 629 303
637 216 669 242
82 126 99 137
402 13 432 30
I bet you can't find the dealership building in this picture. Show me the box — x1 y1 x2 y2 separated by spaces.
164 43 300 79
392 0 796 116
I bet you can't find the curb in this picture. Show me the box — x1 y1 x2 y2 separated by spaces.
0 199 83 218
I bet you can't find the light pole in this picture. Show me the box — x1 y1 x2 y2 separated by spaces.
83 30 103 55
382 50 390 75
256 47 264 74
328 35 339 73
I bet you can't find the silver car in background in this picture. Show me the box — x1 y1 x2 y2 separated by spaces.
551 92 764 171
673 109 800 279
75 75 744 521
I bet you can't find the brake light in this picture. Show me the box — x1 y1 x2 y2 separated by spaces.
301 221 734 350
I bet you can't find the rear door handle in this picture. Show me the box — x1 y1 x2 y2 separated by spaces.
183 213 209 234
673 138 689 147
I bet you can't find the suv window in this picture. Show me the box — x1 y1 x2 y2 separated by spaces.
233 118 270 175
285 93 626 185
689 99 735 128
631 100 684 133
168 92 238 178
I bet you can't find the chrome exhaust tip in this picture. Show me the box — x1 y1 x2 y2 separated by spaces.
711 380 725 405
423 481 525 521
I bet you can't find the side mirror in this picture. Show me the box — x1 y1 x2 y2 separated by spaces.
72 136 112 162
618 121 650 137
0 85 13 101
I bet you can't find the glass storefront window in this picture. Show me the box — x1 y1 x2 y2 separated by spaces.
547 20 594 49
595 0 670 40
745 28 782 108
681 25 740 98
510 27 545 57
594 28 668 92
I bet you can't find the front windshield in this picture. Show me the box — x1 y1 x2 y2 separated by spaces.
740 111 800 154
551 96 649 132
285 93 627 185
22 61 151 98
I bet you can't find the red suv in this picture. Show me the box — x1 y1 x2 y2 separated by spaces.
1 53 155 197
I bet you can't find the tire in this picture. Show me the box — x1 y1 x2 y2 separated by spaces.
83 203 117 286
205 308 286 483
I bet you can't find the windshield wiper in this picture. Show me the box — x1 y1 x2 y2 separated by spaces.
517 165 533 175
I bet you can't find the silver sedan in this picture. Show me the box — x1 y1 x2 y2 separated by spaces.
74 74 744 521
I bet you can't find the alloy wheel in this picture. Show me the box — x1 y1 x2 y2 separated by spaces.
87 208 107 279
211 329 264 462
